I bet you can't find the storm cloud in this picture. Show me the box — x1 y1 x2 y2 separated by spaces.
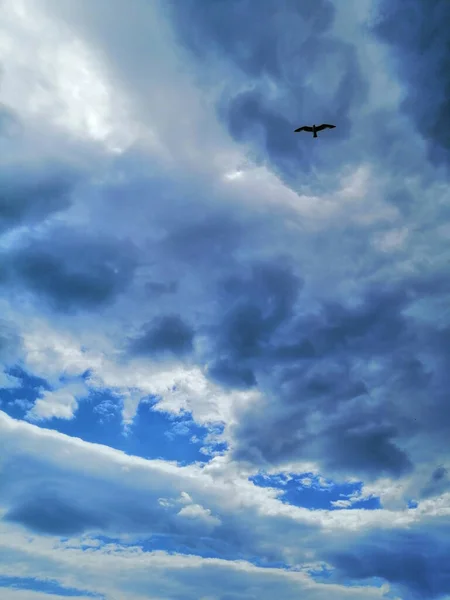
0 0 449 598
1 227 137 312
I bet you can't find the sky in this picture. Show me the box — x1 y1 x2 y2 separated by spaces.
0 0 449 598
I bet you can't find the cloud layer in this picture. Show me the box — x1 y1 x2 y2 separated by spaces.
0 0 449 598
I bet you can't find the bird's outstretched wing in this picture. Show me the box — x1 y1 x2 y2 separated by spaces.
316 123 336 131
294 126 313 132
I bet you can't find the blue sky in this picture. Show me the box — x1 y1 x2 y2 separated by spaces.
0 0 449 598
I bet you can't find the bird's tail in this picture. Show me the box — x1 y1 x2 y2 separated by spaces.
313 131 318 138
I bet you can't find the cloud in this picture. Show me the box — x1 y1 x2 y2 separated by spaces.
420 465 450 499
0 320 21 365
1 226 138 312
0 162 80 234
0 522 390 600
145 280 178 296
5 493 105 537
168 0 336 78
226 281 429 478
326 521 450 599
2 410 450 600
1 0 450 598
130 315 194 358
26 382 88 422
0 590 94 600
168 0 367 182
206 260 302 389
178 502 221 530
0 411 318 560
372 0 450 164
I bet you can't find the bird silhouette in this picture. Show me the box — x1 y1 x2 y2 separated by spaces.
294 123 336 138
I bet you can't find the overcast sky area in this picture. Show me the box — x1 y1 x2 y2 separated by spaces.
0 0 449 598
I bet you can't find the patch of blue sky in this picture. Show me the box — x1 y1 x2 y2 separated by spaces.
0 366 49 420
41 389 125 448
0 372 225 465
306 564 333 581
123 400 224 464
250 472 381 511
0 576 103 598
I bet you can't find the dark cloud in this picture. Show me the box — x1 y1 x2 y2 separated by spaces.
169 0 367 182
163 214 242 268
0 320 21 364
1 460 186 539
1 227 137 312
323 418 412 478
0 162 79 233
372 0 450 164
420 465 450 499
225 276 450 478
5 492 105 536
146 281 178 296
0 454 318 565
0 104 22 140
206 260 302 389
130 315 194 358
168 0 336 78
221 88 313 179
325 522 450 599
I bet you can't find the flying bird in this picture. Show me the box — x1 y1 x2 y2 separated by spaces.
294 123 336 138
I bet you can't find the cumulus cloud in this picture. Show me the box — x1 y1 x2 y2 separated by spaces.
25 381 88 421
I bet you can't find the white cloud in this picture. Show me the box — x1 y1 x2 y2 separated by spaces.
0 371 20 389
1 410 448 549
26 381 88 422
0 520 389 600
0 590 93 600
178 503 221 528
0 0 139 152
14 316 260 426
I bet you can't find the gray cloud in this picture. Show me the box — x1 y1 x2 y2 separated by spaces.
168 0 336 79
206 260 302 389
372 0 450 164
0 162 79 233
0 320 22 365
130 314 194 358
163 214 243 268
325 521 450 599
146 281 178 296
226 277 449 479
169 0 367 183
5 0 447 491
1 1 450 598
1 227 137 312
0 447 317 566
5 493 105 536
420 466 450 499
0 104 22 141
